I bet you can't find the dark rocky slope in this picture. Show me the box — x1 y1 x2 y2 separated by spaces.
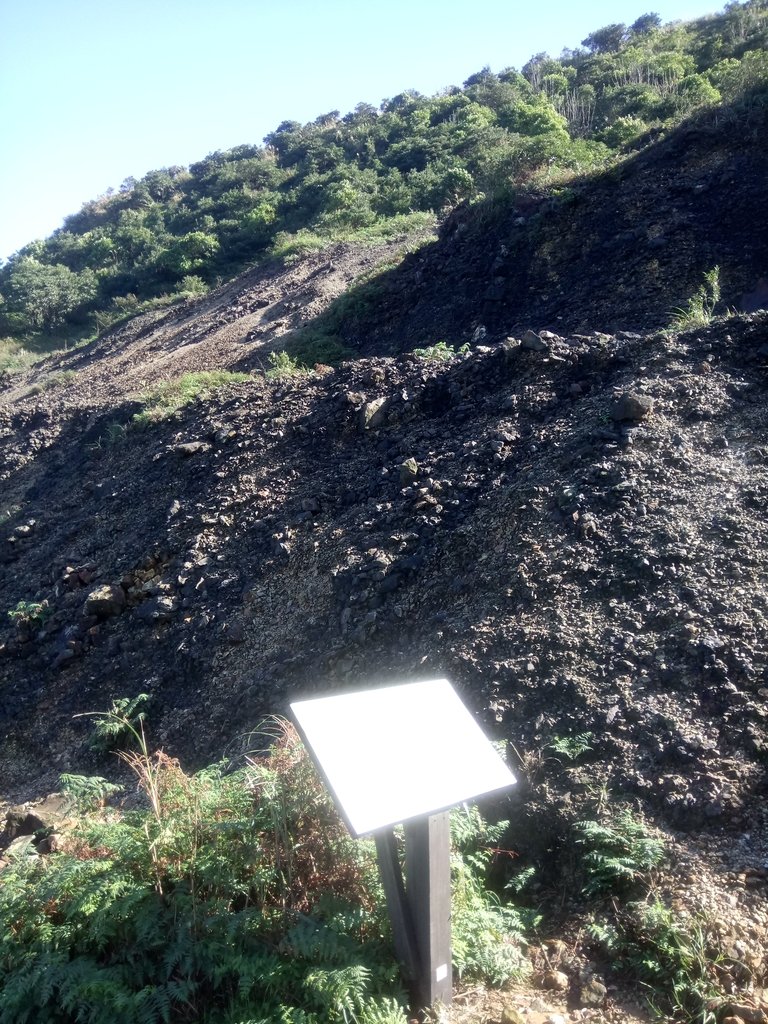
2 314 767 836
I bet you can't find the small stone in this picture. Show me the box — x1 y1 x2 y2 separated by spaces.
545 1015 567 1024
399 458 419 485
135 595 178 623
543 938 569 960
173 440 211 457
725 1005 768 1024
36 832 64 854
500 1008 525 1024
542 970 570 991
579 978 607 1006
225 622 245 644
610 392 654 422
360 397 389 430
3 836 37 860
301 496 321 513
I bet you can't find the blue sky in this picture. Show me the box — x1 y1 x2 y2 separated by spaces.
1 0 719 262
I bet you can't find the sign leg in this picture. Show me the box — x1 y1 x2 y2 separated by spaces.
404 811 452 1009
374 829 421 990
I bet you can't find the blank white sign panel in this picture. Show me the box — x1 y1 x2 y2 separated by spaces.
290 678 516 836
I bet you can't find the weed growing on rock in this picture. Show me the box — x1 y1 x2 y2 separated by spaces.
132 369 251 427
548 731 594 762
27 369 78 395
265 349 310 380
588 900 720 1023
283 328 352 367
7 599 50 629
669 266 722 331
88 420 129 450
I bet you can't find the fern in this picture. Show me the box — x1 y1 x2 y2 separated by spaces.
0 721 530 1021
60 774 123 812
573 809 664 896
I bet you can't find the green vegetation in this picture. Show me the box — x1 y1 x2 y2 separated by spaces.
412 340 469 361
575 806 718 1020
548 731 594 761
132 370 251 427
281 330 353 368
450 806 531 984
0 710 528 1023
28 369 78 394
0 505 22 527
265 350 310 380
86 372 251 448
86 693 151 752
2 3 765 349
573 807 665 896
669 265 722 330
7 599 50 629
59 774 124 813
0 333 82 377
589 901 720 1023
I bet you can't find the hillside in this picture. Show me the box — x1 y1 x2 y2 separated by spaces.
2 4 768 1021
1 1 766 348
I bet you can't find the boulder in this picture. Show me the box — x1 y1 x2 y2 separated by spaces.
85 584 126 618
399 458 419 486
360 397 389 431
611 392 654 422
522 329 549 352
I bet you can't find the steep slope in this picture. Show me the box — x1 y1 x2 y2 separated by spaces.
2 313 767 817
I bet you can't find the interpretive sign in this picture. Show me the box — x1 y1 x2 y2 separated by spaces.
289 678 517 1011
289 677 516 836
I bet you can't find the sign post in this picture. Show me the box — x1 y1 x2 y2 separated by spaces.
290 678 516 1014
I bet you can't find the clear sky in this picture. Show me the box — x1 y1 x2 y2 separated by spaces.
0 0 720 262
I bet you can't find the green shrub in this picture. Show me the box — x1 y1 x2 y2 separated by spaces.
7 599 50 629
0 714 532 1022
265 350 309 380
59 774 124 813
86 693 151 752
0 720 405 1024
450 805 531 984
176 274 209 297
412 340 469 361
